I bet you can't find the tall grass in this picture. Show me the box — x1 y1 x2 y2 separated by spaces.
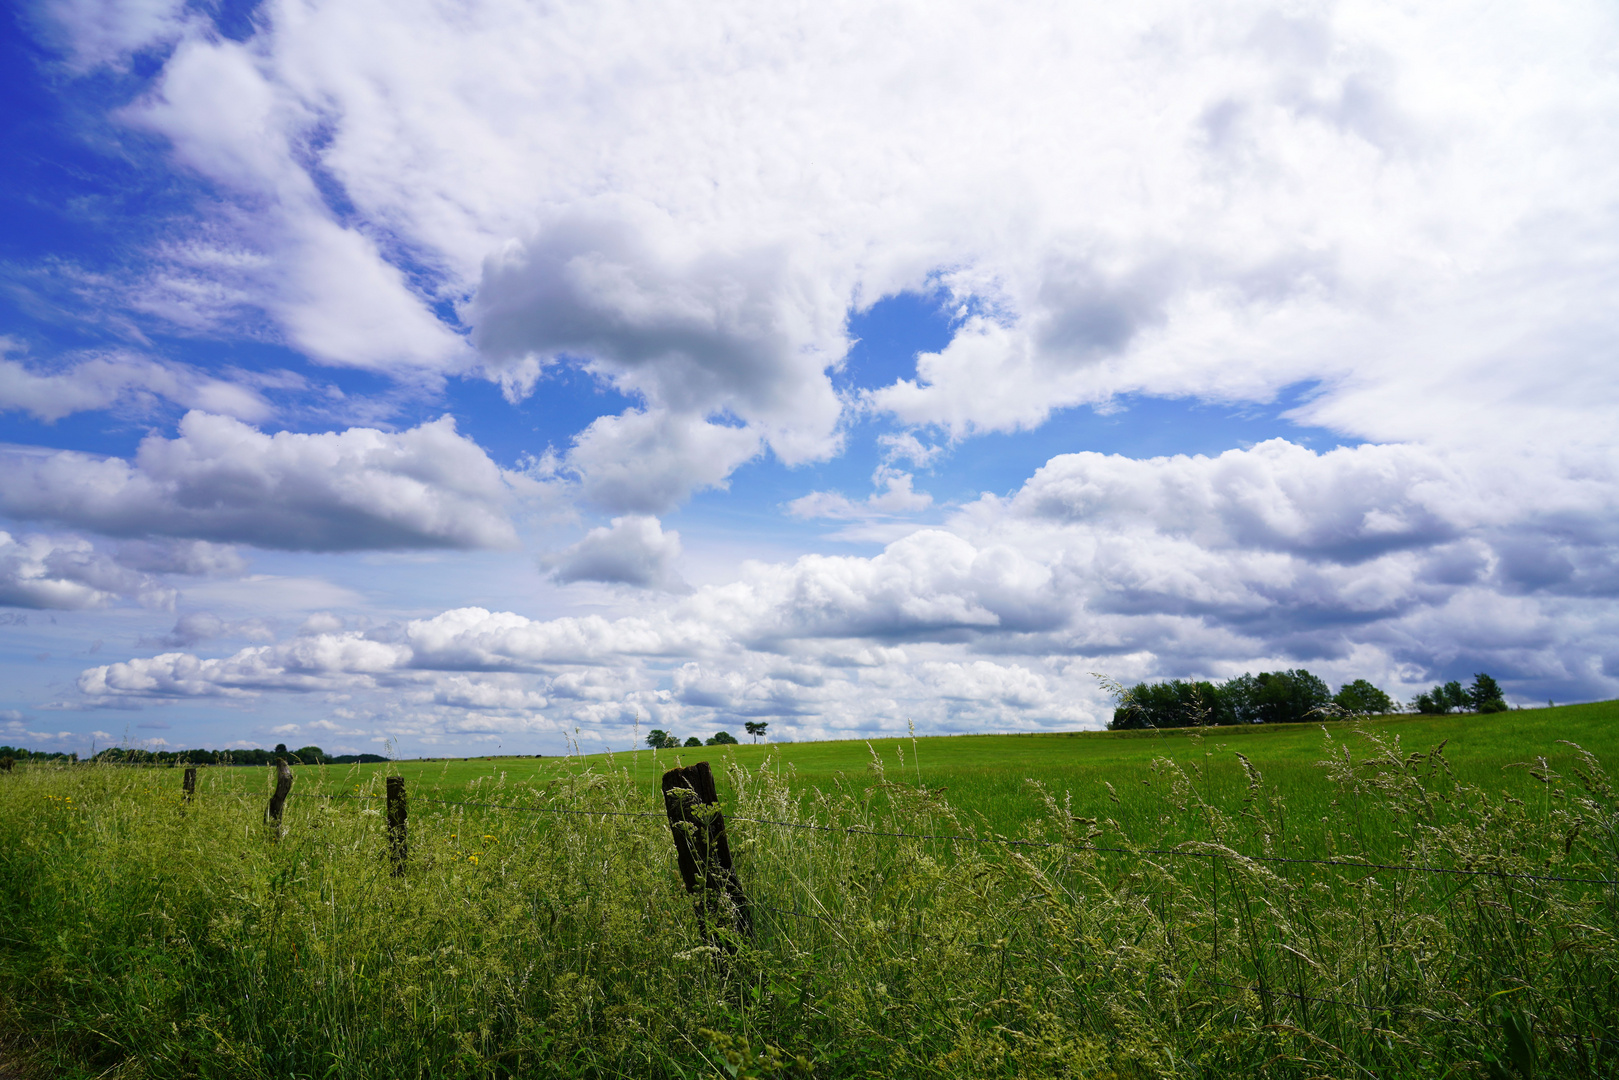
1 727 1616 1078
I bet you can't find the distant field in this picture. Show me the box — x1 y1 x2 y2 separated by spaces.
275 700 1619 842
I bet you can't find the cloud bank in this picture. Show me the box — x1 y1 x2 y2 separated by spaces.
0 411 522 551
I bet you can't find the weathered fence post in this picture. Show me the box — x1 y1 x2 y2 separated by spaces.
183 766 197 803
0 755 12 773
266 757 293 838
662 761 752 947
387 776 408 875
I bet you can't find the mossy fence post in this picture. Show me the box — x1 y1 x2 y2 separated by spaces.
182 766 197 802
387 775 408 875
266 757 293 838
661 761 752 947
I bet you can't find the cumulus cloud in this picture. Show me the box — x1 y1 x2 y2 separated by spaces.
563 409 761 515
34 0 1619 742
0 531 172 610
0 344 278 424
78 632 415 698
546 515 687 591
75 435 1619 728
141 611 276 648
787 467 932 521
122 35 469 373
28 0 1614 513
472 206 846 464
0 411 521 551
112 539 248 577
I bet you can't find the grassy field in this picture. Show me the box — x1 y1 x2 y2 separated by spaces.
1 703 1616 1078
288 700 1619 846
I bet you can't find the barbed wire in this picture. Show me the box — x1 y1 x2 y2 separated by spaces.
729 814 1616 887
269 789 1619 887
412 794 667 821
287 791 383 801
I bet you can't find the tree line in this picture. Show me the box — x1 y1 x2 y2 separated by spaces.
1109 670 1508 730
643 721 769 749
0 743 390 767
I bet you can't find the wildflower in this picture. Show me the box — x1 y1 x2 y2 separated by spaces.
468 855 479 865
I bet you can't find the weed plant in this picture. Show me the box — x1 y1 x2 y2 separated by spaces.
0 727 1616 1078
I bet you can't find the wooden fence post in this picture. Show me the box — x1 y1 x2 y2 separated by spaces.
183 766 197 803
387 776 407 875
661 761 752 947
266 758 293 837
0 756 12 773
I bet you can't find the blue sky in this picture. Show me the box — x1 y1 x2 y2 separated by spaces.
3 0 1618 756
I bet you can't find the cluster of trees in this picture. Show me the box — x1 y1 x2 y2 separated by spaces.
0 746 78 764
85 744 390 766
645 722 768 749
1110 670 1508 730
1411 674 1506 714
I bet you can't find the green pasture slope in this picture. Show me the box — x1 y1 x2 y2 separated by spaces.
294 700 1619 840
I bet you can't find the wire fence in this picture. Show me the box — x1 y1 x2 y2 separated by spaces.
282 788 1616 888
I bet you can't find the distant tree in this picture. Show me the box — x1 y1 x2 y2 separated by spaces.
1226 670 1332 724
293 745 325 764
646 729 668 749
1332 679 1393 716
744 721 768 743
706 731 739 746
683 736 703 748
1468 673 1507 713
1108 679 1234 730
273 743 289 757
1411 689 1445 714
1413 680 1472 714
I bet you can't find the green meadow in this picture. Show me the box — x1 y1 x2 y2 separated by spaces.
293 701 1619 849
1 703 1616 1079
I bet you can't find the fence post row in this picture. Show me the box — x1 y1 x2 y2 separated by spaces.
265 757 293 837
387 776 408 875
661 761 753 947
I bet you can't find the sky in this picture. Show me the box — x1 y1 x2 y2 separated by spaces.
2 0 1617 757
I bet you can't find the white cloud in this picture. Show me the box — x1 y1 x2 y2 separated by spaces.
0 411 521 551
0 531 172 610
546 515 687 591
113 539 248 577
472 205 846 465
40 0 189 69
34 0 1619 740
141 611 276 648
563 409 761 515
78 632 415 698
26 0 1609 512
74 435 1619 728
122 35 470 374
0 343 276 424
788 467 932 521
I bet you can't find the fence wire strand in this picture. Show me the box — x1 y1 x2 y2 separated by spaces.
274 786 1615 887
